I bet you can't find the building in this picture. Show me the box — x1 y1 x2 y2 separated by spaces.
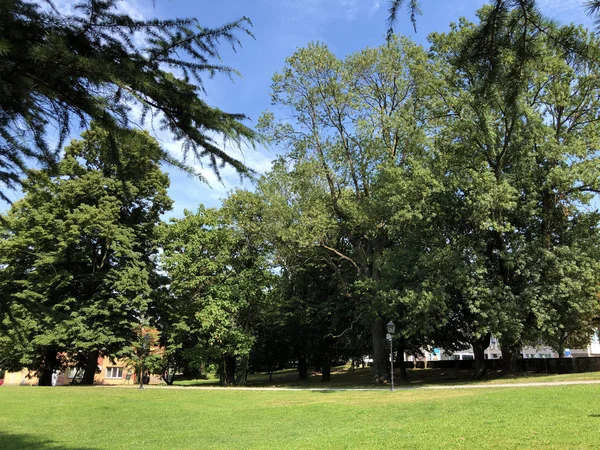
399 330 600 364
436 331 600 361
2 354 163 386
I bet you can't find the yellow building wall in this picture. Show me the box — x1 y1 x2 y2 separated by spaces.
3 369 37 386
3 354 163 386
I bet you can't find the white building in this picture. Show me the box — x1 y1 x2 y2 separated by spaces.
435 330 600 361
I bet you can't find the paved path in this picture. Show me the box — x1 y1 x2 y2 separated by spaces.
109 379 600 392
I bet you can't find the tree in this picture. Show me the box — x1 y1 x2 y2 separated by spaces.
0 0 254 201
0 124 171 385
535 241 600 358
250 158 361 380
157 197 273 386
248 284 291 383
121 326 163 386
259 38 433 383
418 7 600 375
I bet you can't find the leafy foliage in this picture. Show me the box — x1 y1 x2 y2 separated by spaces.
157 196 273 385
0 124 171 384
259 36 434 382
3 2 600 386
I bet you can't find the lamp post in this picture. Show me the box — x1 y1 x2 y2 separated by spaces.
139 333 151 390
386 321 396 392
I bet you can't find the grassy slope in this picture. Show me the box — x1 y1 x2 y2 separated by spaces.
174 365 600 388
1 385 599 449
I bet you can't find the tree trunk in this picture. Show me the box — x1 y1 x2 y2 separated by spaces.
500 342 520 374
161 360 176 386
297 349 308 380
321 337 333 382
398 345 408 379
39 349 58 386
557 342 565 359
224 356 236 386
236 355 249 386
371 318 388 384
80 350 99 385
472 333 491 379
162 371 175 386
321 355 331 382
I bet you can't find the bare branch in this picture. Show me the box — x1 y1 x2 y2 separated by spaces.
320 242 361 275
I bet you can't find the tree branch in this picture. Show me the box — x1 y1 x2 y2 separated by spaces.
320 243 361 275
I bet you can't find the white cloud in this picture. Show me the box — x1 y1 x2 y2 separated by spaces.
338 0 359 20
43 0 153 48
116 0 149 20
370 0 381 17
260 0 384 52
269 0 378 24
148 119 275 217
162 141 276 219
536 0 593 27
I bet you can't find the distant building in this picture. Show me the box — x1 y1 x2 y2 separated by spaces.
434 331 600 361
399 330 600 364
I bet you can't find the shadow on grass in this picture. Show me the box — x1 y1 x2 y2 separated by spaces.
588 414 600 418
174 366 600 390
0 431 98 450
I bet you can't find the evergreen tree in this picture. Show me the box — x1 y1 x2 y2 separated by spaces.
0 125 171 385
387 1 600 37
0 0 254 201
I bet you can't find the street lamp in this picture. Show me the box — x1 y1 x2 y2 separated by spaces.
386 321 395 391
139 333 151 390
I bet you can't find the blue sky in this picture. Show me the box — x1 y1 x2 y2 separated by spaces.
3 0 594 217
154 0 593 218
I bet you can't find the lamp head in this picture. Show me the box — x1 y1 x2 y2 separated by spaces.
386 321 396 334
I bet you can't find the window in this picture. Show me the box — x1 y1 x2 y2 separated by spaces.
67 367 82 379
105 367 123 378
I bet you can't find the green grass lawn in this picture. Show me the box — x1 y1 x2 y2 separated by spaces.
1 384 599 449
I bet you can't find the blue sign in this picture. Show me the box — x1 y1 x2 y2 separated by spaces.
564 349 571 357
433 348 440 356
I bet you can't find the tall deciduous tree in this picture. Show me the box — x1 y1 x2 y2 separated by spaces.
420 7 600 375
157 196 272 386
259 38 433 383
253 159 373 381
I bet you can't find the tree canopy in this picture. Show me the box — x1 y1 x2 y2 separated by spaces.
0 124 171 385
2 2 600 386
